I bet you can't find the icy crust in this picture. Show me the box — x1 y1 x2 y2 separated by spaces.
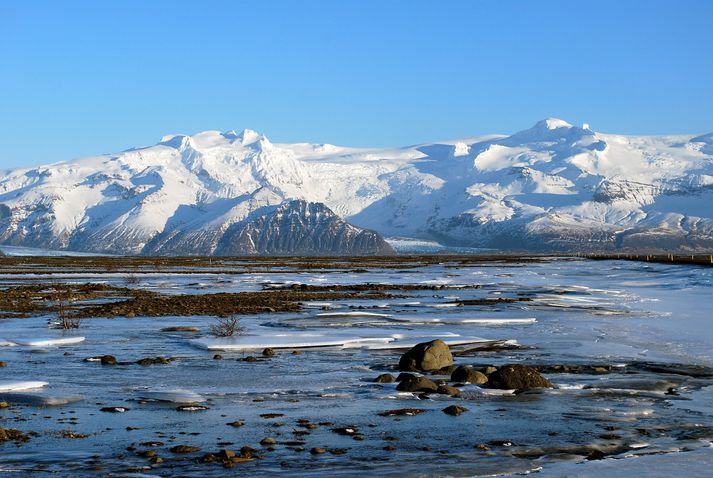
3 337 85 347
189 330 504 352
1 119 712 253
0 381 49 392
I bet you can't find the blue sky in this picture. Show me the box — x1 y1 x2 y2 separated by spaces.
1 0 712 168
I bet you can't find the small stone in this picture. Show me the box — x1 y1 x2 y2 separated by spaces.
436 385 461 397
170 445 201 454
373 373 396 383
451 365 488 384
260 437 277 446
226 421 245 427
310 447 327 455
100 355 117 365
442 405 468 416
395 375 438 392
100 407 129 413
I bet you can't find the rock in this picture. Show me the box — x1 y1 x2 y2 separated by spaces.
213 354 223 360
434 365 457 375
482 366 498 375
262 348 276 357
395 375 438 392
374 373 396 383
260 437 277 446
436 385 461 397
487 364 553 390
170 445 201 453
0 361 7 367
100 355 117 365
136 356 173 366
0 427 30 443
240 446 258 458
377 408 426 417
100 407 129 413
226 421 245 427
310 447 327 455
451 365 488 384
160 326 200 332
442 405 468 416
0 402 9 409
399 340 453 372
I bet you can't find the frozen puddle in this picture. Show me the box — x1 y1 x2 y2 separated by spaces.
314 311 393 318
191 334 394 351
191 329 512 352
138 389 206 404
0 381 49 392
391 317 538 325
7 336 85 347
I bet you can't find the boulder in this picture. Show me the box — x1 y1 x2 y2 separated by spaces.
436 384 461 397
451 365 488 384
399 340 453 372
395 375 438 392
442 405 468 416
487 364 553 390
374 373 396 383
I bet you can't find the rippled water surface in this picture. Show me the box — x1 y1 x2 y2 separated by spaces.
1 258 712 477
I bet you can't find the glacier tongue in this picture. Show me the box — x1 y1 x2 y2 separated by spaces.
1 119 712 254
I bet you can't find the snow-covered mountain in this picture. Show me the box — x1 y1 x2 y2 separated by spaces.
1 118 713 254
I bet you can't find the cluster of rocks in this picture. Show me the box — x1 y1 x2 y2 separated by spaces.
85 355 175 366
375 339 553 395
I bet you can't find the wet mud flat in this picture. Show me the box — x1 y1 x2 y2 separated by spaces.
1 256 712 476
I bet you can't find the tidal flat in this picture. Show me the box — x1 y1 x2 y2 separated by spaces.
0 255 712 477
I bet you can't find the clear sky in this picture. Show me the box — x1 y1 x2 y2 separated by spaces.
1 0 712 168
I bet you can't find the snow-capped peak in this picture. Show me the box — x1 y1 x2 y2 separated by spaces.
537 118 574 130
1 119 712 255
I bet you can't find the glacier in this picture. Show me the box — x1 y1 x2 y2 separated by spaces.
1 118 712 254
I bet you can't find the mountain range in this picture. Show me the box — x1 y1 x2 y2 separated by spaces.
1 118 712 255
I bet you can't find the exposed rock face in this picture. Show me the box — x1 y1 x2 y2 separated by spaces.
399 340 453 372
216 200 394 256
487 364 553 390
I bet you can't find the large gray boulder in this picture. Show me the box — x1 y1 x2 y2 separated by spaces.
487 364 553 390
399 340 453 372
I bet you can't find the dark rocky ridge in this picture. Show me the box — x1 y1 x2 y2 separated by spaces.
216 200 394 256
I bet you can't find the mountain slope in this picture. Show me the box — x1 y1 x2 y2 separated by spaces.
1 119 712 254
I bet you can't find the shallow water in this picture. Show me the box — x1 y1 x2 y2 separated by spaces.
1 258 712 476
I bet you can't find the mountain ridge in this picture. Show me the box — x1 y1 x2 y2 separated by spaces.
1 118 712 254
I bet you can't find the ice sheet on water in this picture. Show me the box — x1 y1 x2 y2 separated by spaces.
0 381 49 392
9 337 85 347
315 311 393 318
390 317 537 325
138 389 206 404
190 333 394 351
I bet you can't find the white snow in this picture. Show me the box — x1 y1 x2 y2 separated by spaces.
1 118 712 253
0 381 49 392
138 389 206 404
10 337 85 347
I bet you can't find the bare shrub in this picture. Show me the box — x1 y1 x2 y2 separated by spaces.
50 283 81 330
210 316 245 337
